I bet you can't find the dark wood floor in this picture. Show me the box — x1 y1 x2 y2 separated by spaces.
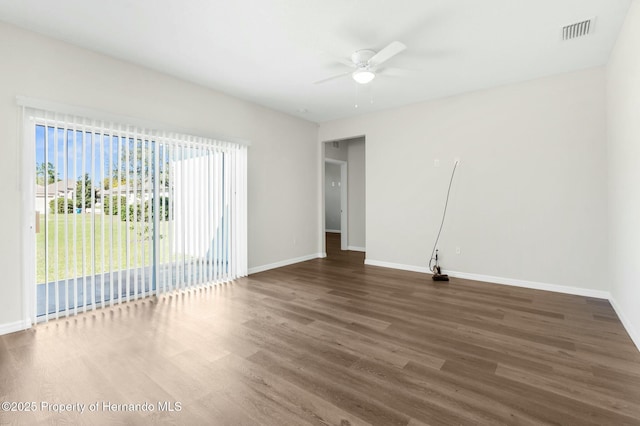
2 233 640 425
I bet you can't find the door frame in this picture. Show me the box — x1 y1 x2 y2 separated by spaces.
324 158 348 251
21 109 37 328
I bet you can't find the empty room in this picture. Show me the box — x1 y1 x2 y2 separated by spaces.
1 0 640 424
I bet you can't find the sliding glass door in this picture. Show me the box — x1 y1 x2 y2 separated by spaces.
27 108 247 323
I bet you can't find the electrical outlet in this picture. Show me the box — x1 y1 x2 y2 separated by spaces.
434 159 440 167
455 247 461 255
454 157 461 166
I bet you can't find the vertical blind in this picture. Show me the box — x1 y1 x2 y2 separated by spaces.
24 107 247 323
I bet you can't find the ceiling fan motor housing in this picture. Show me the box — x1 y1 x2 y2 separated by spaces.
351 49 376 69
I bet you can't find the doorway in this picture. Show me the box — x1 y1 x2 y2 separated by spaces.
324 159 348 251
323 137 366 257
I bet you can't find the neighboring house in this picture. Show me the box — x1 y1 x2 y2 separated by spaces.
101 183 169 205
88 183 169 215
35 180 75 213
35 181 170 214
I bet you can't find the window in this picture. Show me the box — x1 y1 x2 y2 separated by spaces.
23 104 247 323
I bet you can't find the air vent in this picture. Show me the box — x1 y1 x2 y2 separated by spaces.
332 141 340 148
562 18 595 41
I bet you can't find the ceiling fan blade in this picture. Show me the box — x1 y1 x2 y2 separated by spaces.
369 41 407 67
335 57 356 68
313 70 352 85
318 50 356 68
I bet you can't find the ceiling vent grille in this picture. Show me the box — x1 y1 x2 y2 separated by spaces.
562 18 594 41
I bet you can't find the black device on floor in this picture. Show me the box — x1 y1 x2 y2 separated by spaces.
431 250 449 281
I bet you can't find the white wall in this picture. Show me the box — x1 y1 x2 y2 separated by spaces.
324 162 341 231
0 22 319 330
319 67 608 294
607 0 640 349
347 139 365 250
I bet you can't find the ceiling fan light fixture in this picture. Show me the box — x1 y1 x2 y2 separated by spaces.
352 69 375 84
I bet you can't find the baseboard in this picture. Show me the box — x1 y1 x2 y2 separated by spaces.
326 229 341 234
364 259 431 274
348 246 366 252
609 296 640 352
364 259 610 299
445 269 611 300
0 319 31 336
248 253 325 275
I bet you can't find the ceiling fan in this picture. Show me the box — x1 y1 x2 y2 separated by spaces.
315 41 407 85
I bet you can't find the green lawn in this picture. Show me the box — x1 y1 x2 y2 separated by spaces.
36 214 172 284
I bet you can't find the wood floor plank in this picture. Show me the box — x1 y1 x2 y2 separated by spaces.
217 353 373 426
496 363 640 418
247 349 410 426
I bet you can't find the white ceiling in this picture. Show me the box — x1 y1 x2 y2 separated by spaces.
0 0 632 123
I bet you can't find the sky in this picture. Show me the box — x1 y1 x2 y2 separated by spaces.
35 124 164 184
